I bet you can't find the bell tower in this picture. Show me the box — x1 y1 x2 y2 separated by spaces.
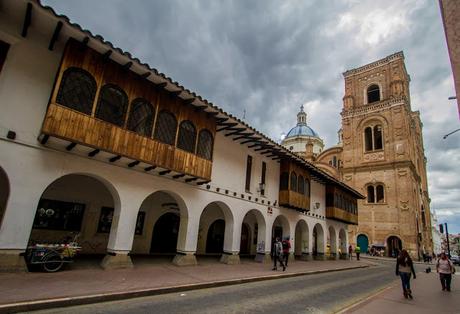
339 52 432 259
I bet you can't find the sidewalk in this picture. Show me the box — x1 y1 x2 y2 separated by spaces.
343 271 460 314
0 257 369 313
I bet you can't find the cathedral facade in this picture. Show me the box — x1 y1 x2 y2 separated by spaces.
283 52 433 259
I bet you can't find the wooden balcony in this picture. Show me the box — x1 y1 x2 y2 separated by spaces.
326 207 358 225
279 190 310 212
41 103 212 180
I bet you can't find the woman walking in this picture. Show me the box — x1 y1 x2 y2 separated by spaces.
395 249 416 299
436 252 455 291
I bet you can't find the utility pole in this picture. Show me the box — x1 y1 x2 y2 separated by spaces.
445 223 451 258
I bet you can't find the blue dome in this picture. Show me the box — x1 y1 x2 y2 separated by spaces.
285 124 319 138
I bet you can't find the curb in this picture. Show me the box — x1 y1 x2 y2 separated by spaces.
334 281 398 314
0 265 368 313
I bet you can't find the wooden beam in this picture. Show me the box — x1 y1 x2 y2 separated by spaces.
254 147 267 151
128 160 139 168
21 3 32 38
194 105 208 112
154 82 167 89
48 21 63 51
169 90 182 96
185 177 198 183
183 98 195 105
272 157 282 160
109 155 121 162
65 142 77 151
144 165 156 172
173 174 185 179
141 72 151 78
40 134 49 145
159 170 171 176
88 149 100 157
224 128 246 136
196 180 210 185
216 123 238 132
102 50 112 59
215 118 229 123
233 133 255 140
241 138 261 144
122 61 133 70
260 150 272 155
248 144 259 148
267 154 277 158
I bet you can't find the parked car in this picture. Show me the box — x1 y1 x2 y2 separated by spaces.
451 255 460 265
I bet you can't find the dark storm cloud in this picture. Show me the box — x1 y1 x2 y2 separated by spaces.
43 0 460 232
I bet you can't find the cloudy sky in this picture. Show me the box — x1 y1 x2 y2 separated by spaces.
43 0 460 233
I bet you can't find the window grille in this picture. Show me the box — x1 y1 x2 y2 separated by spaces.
298 175 305 194
305 179 310 197
95 84 128 126
364 127 373 151
57 67 97 115
127 98 155 137
154 110 177 145
197 129 213 160
374 125 383 150
177 120 197 153
290 172 297 192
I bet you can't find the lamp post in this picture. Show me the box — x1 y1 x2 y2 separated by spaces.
439 223 451 258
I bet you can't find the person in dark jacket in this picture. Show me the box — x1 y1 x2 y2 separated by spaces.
396 249 416 299
272 237 285 271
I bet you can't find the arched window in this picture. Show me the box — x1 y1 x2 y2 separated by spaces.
280 172 289 190
376 185 384 203
95 84 128 127
367 84 380 103
364 125 384 152
177 120 197 153
305 179 310 197
56 67 96 115
154 110 177 145
374 125 383 150
127 98 155 137
298 175 304 194
197 129 213 160
290 172 297 192
364 127 373 151
367 185 375 203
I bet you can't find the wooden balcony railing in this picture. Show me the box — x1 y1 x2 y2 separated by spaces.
326 207 358 225
41 103 212 180
279 190 310 211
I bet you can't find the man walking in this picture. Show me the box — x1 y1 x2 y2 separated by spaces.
272 237 286 271
348 245 353 260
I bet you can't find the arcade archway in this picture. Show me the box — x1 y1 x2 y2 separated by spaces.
328 226 337 256
294 220 309 257
271 215 290 254
241 209 266 256
312 223 325 257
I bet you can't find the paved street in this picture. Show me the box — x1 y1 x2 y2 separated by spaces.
28 260 404 314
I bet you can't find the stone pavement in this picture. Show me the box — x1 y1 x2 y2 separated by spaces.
343 271 460 314
0 256 369 313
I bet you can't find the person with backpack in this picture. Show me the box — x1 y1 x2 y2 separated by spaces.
272 237 285 271
396 249 416 299
282 237 291 267
436 252 455 292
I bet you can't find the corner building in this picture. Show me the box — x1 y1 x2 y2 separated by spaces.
315 52 433 258
0 0 363 271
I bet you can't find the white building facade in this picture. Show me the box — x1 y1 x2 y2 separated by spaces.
0 0 361 271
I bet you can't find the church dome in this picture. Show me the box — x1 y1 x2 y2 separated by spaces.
284 105 320 139
285 124 319 138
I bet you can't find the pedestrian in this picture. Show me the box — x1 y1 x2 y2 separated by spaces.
272 237 286 271
355 245 361 261
436 252 455 292
396 249 416 299
282 237 291 267
348 245 353 260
